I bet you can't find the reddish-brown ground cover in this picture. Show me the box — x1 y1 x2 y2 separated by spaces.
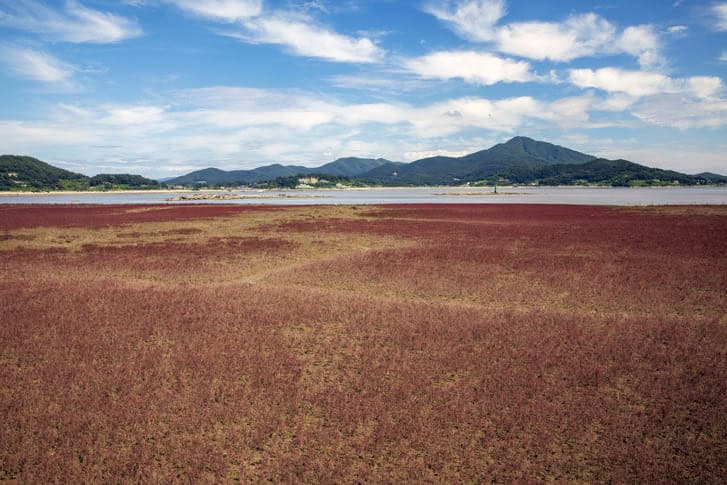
1 204 725 482
0 204 284 230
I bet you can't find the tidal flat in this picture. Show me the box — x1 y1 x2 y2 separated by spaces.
1 204 725 482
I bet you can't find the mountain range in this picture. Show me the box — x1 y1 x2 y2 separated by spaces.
167 157 393 185
2 137 725 191
166 137 722 187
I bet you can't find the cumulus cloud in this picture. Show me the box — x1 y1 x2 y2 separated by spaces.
569 68 727 130
569 67 723 99
616 25 662 67
0 46 75 84
425 0 661 66
0 0 142 43
402 51 534 85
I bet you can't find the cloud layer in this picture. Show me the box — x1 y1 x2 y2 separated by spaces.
165 0 383 63
0 46 75 85
403 51 534 85
425 0 661 66
0 1 142 43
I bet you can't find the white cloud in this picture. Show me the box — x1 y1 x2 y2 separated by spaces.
0 120 94 149
496 14 616 62
633 95 727 129
713 2 727 30
103 106 168 126
403 149 473 160
165 0 262 22
616 25 662 67
0 0 142 43
596 93 639 112
688 76 723 98
238 13 383 63
569 68 723 99
424 0 505 42
721 50 727 62
168 0 384 64
570 68 676 97
425 0 661 65
162 0 382 63
0 87 591 173
6 84 727 177
326 74 430 92
666 25 688 34
560 134 727 174
403 50 534 85
0 46 75 84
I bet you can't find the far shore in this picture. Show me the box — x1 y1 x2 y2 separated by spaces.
0 188 219 196
0 184 719 197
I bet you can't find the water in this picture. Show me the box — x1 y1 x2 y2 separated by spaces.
0 186 726 205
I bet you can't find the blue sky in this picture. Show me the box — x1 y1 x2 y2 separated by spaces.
1 0 726 177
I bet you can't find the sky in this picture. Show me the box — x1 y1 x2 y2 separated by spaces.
1 0 726 178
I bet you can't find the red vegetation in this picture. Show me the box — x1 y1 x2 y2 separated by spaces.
3 237 298 278
1 204 726 481
0 204 285 230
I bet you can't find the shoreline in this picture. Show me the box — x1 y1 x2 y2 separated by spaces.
0 185 718 197
0 189 222 196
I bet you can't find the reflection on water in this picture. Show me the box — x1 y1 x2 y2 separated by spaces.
0 186 726 206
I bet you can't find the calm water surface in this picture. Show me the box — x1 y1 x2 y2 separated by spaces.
0 186 726 205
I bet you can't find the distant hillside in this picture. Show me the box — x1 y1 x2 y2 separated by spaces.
360 137 596 185
695 172 727 183
166 164 309 186
166 137 720 188
166 157 392 186
90 173 160 188
8 137 723 191
313 157 392 177
0 155 163 191
501 158 699 186
0 155 87 190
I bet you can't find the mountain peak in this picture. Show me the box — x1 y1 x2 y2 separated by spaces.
505 136 536 144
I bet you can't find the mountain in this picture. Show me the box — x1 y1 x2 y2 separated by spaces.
166 137 705 187
89 173 160 188
502 158 699 186
0 155 87 190
167 164 308 186
1 155 163 191
166 157 392 185
695 172 727 183
313 157 392 177
360 137 596 185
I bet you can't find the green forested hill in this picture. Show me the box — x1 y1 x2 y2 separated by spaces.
166 157 392 186
90 173 160 188
0 155 161 191
0 155 88 190
360 137 596 185
499 158 700 186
